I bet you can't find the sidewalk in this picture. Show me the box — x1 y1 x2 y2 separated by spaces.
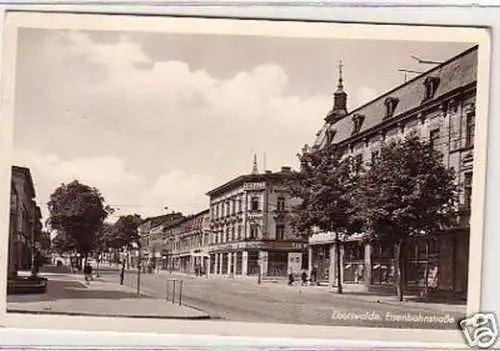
7 274 210 320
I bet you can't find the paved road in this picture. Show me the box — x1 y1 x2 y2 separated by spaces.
98 267 465 330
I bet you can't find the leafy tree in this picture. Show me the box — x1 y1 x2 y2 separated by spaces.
47 180 110 262
353 133 458 301
104 214 143 250
39 231 52 251
51 230 77 254
287 144 362 294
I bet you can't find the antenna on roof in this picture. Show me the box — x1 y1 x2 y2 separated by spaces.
410 55 444 65
398 68 424 83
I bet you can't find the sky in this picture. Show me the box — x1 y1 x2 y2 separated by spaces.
11 28 472 224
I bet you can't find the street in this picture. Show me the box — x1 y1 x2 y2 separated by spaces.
96 267 465 330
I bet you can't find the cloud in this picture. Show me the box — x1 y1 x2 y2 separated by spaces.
14 30 332 222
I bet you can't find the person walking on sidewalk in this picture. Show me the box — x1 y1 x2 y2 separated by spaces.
84 262 92 284
120 261 125 285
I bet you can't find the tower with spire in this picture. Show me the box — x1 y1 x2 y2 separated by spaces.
251 153 259 175
325 60 348 124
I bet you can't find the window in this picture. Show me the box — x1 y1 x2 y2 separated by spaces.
466 111 475 147
250 197 260 211
351 114 365 135
384 97 399 118
429 128 440 149
277 196 286 212
232 199 236 215
249 224 258 239
220 203 224 218
423 76 440 101
237 225 242 240
276 224 285 240
231 226 235 241
464 172 473 209
238 198 242 213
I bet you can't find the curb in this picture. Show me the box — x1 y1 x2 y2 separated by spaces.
7 309 212 320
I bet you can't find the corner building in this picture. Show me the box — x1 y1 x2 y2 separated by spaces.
207 164 308 278
308 46 477 299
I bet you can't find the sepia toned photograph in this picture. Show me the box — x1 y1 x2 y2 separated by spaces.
0 12 492 344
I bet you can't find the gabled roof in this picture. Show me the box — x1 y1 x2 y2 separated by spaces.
313 45 478 148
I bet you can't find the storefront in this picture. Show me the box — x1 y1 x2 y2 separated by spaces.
208 240 307 277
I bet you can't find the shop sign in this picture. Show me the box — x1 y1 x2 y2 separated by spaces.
243 182 265 191
309 232 337 244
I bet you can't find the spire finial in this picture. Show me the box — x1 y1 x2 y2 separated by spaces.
251 153 258 174
337 60 344 90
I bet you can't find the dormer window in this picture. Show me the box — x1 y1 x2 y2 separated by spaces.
423 76 440 101
384 97 399 118
351 114 365 135
325 128 337 144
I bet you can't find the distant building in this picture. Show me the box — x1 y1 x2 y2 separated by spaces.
137 212 184 268
307 45 477 298
163 209 211 274
206 161 308 278
8 166 43 277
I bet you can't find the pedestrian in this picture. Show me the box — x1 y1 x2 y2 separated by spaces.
311 266 318 286
301 271 307 286
119 261 125 285
287 269 294 286
83 262 91 284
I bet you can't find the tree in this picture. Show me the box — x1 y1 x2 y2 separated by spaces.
287 144 362 294
353 133 458 301
102 214 142 250
47 180 110 264
39 231 52 252
51 230 77 254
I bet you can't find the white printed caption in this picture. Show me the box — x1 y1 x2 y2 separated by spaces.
460 312 498 349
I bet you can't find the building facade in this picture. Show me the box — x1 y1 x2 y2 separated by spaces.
136 212 184 268
8 166 43 278
206 163 308 278
307 46 477 299
163 209 211 274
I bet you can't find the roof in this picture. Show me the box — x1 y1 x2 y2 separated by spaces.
167 208 210 228
206 170 294 198
12 165 36 199
140 212 184 227
313 45 478 148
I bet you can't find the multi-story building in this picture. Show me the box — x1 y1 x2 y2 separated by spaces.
164 209 211 274
8 166 43 278
136 212 184 268
306 45 477 299
206 161 308 278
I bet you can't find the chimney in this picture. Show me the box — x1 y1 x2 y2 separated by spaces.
281 166 292 172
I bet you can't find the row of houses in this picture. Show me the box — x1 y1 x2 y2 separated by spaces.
8 166 44 279
138 45 477 299
138 164 308 278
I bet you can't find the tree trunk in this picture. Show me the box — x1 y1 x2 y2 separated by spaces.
394 239 404 302
423 240 430 296
335 231 343 294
